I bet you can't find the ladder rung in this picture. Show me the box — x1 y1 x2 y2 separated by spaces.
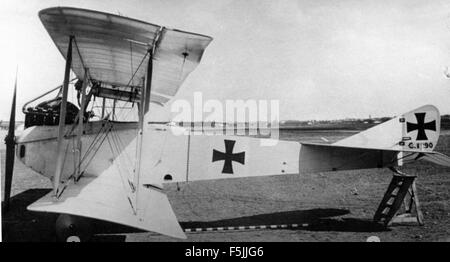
374 174 421 225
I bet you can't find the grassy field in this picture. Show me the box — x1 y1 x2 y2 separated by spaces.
1 129 450 242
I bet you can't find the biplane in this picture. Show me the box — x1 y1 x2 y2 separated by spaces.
3 7 450 241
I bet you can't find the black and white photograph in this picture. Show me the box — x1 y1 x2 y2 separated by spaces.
1 0 450 248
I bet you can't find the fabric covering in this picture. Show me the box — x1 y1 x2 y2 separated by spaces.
39 7 213 104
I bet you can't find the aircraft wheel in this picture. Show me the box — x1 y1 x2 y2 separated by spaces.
55 214 93 242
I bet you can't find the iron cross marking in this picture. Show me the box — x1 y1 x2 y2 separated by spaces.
212 140 245 174
406 112 436 141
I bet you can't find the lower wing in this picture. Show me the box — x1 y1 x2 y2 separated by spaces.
28 159 187 239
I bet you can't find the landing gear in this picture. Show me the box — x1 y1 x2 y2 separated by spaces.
55 214 93 242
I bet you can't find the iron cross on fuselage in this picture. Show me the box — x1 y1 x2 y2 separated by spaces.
212 140 245 174
406 112 436 141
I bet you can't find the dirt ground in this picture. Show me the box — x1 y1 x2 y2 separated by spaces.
1 129 450 242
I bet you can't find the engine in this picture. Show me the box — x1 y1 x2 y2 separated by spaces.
24 97 80 128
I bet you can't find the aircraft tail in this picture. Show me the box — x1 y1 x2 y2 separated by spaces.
300 105 450 172
333 105 440 153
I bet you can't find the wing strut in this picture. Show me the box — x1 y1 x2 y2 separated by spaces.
101 97 106 118
53 35 73 197
74 69 89 179
133 27 164 214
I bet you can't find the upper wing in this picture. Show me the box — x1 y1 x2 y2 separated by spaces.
39 7 213 104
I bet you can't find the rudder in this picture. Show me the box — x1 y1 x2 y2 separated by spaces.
334 105 440 153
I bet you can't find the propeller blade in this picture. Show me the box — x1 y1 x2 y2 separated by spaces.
3 72 17 211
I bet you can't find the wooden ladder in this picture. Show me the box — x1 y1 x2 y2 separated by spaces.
373 168 424 226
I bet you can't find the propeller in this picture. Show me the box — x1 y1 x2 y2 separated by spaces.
3 72 17 211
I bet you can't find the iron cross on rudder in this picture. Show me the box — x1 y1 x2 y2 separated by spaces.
406 112 436 141
212 140 245 174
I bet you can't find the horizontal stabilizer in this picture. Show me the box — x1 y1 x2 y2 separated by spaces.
409 151 450 167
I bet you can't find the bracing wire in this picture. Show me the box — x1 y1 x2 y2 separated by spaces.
79 124 111 176
106 131 133 195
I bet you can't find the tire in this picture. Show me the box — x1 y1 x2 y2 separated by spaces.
55 214 93 242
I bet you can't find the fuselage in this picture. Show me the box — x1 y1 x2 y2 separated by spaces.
16 121 139 181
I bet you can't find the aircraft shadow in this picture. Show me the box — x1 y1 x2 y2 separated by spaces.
2 188 56 242
181 208 387 233
2 189 387 242
182 208 350 228
2 189 130 242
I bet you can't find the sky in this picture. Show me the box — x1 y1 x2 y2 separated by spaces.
1 0 450 121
